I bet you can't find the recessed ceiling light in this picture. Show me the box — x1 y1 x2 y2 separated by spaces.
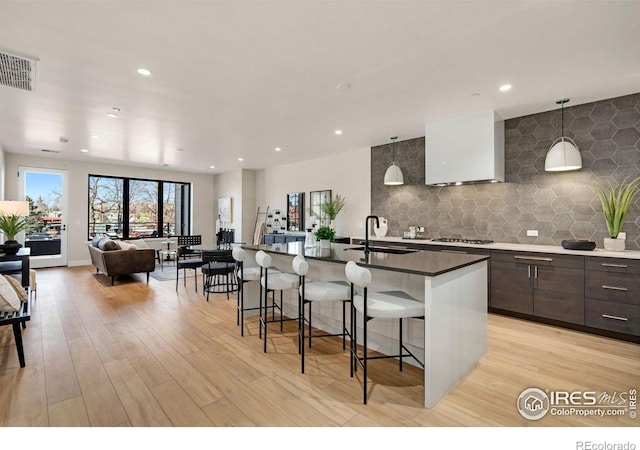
499 84 512 92
336 82 351 90
80 148 89 153
275 147 281 152
137 68 152 76
209 165 215 169
238 157 244 161
91 135 100 139
106 112 118 118
112 107 121 112
334 130 343 135
471 93 480 97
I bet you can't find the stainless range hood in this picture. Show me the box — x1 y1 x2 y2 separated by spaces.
425 110 504 186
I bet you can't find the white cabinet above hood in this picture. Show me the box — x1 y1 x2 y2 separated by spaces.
425 110 504 186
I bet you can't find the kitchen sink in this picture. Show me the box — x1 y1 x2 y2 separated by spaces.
345 246 417 255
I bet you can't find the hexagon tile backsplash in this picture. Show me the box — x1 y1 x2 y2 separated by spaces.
371 92 640 250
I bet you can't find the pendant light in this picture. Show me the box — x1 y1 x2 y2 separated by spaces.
544 98 582 172
384 136 404 185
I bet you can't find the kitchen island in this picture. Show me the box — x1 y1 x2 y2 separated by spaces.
241 241 489 408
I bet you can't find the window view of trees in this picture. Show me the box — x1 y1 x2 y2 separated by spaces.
88 175 190 240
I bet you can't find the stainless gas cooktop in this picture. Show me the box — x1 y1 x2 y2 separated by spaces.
430 237 494 245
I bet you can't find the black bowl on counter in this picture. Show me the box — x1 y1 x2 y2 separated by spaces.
561 239 596 251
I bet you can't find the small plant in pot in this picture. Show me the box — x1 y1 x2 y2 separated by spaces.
314 226 336 248
593 175 640 251
0 214 28 255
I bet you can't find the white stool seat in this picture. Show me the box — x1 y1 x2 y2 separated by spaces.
261 272 299 291
353 291 424 319
242 267 262 281
302 280 350 302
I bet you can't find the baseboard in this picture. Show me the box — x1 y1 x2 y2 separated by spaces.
69 259 92 267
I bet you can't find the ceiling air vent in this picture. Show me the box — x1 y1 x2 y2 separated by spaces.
41 149 60 154
0 50 38 92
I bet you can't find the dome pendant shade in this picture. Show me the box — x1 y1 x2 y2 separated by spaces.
384 163 404 185
544 137 582 172
384 135 404 185
545 98 582 172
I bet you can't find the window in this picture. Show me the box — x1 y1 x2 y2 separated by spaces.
88 175 191 240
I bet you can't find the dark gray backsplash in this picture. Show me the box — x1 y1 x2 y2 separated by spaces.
371 92 640 250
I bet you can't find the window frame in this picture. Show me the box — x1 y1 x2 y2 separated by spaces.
88 174 191 240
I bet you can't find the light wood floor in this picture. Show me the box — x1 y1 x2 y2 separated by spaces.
1 265 638 429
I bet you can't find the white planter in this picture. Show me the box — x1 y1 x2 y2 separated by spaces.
604 237 625 252
374 217 388 238
319 239 331 249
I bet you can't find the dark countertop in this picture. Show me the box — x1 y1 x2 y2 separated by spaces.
241 242 488 277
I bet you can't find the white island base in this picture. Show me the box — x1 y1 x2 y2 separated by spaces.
241 246 488 409
423 261 487 408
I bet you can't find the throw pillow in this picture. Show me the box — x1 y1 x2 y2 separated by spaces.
4 275 28 302
98 238 120 251
119 241 138 251
92 235 105 247
0 275 22 312
135 239 150 249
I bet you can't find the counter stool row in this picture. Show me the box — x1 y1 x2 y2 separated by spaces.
232 248 425 404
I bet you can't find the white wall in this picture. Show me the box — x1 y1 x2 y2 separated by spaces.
3 154 215 266
214 169 242 242
255 147 371 238
0 145 5 200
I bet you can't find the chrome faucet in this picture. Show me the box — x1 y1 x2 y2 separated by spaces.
364 215 379 253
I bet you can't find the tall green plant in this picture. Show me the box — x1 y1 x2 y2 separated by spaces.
593 176 640 238
320 194 346 220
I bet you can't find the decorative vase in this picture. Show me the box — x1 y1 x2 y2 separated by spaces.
604 237 625 252
0 240 22 255
374 217 388 238
319 239 331 249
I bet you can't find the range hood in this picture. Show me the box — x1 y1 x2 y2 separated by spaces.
425 110 504 186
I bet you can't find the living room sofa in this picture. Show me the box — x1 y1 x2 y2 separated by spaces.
87 236 156 285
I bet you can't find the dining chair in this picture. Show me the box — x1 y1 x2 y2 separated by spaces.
176 245 204 292
201 249 237 301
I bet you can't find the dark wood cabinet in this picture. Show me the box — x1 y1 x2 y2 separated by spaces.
584 257 640 336
490 250 584 324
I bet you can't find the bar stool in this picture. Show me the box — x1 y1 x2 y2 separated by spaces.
232 247 280 336
292 254 351 374
255 250 300 353
344 261 425 405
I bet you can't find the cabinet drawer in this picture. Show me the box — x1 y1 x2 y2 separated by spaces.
586 256 640 275
585 271 640 305
585 298 640 336
491 250 583 269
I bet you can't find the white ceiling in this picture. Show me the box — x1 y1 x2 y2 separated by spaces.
1 1 639 174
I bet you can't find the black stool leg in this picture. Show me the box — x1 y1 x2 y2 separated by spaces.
399 318 404 371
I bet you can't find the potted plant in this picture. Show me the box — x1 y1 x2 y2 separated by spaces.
0 213 28 255
315 225 336 249
593 175 640 251
321 194 346 225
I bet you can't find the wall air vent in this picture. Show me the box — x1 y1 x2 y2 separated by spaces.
0 50 38 92
41 149 60 154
